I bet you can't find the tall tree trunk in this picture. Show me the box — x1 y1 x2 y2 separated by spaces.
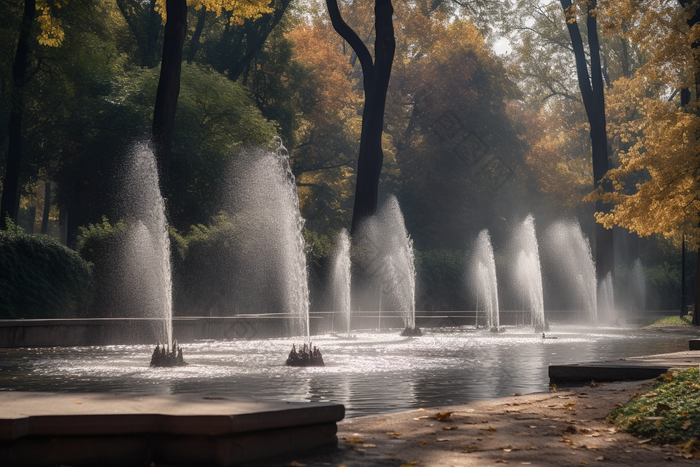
560 0 614 285
41 181 51 234
187 6 207 64
152 0 187 184
145 0 162 67
679 0 700 325
326 0 396 234
1 0 35 229
226 0 292 81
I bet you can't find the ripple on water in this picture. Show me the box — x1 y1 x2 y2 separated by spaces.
0 325 689 417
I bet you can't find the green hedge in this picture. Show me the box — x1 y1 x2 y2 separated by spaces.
0 220 93 318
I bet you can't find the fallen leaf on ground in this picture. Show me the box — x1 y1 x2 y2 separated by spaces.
418 441 428 446
376 420 385 424
362 444 376 448
488 426 497 431
503 448 512 452
638 439 652 444
443 426 458 430
482 419 489 423
346 436 363 444
435 411 453 421
386 432 402 437
682 420 692 430
526 446 538 450
514 393 522 396
580 462 588 466
437 438 450 442
529 426 537 429
289 462 305 467
495 459 508 464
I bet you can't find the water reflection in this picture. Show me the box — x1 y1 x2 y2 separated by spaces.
0 326 689 417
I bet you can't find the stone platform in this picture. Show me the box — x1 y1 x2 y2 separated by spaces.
0 392 344 466
549 350 700 384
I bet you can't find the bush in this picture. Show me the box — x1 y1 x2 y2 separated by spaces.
0 220 93 318
609 368 700 448
414 250 467 311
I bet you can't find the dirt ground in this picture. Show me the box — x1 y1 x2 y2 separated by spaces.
247 380 699 467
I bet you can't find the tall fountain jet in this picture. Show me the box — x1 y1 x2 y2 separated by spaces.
470 229 500 330
631 259 646 312
223 138 311 339
598 272 615 324
356 196 418 334
331 229 352 335
512 215 547 331
545 220 597 324
121 143 173 348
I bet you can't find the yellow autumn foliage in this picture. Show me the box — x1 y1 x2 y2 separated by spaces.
36 0 65 47
155 0 272 24
584 0 700 248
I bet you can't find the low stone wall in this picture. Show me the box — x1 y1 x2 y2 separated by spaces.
0 310 679 348
0 317 311 348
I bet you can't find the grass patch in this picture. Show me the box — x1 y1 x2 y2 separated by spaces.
646 315 693 327
608 368 700 456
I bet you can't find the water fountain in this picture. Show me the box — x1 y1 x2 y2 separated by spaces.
511 215 547 332
470 229 500 330
544 220 597 324
355 196 419 336
120 143 182 365
331 229 352 336
598 272 616 324
221 138 321 365
631 259 646 312
222 138 311 340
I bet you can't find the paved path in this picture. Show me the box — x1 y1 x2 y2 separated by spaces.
550 350 700 383
246 380 698 467
0 393 343 466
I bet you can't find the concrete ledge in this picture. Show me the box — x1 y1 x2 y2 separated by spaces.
549 350 700 384
0 393 344 466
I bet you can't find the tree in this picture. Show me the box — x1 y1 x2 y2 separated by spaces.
586 0 700 322
1 0 69 229
326 0 396 234
152 0 187 180
558 0 614 285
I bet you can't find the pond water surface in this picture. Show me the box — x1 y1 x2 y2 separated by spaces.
0 325 689 417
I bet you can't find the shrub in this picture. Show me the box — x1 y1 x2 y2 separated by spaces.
0 219 93 318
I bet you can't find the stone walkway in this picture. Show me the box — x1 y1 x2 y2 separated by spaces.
550 350 700 383
247 380 698 467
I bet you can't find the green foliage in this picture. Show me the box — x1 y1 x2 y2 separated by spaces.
615 261 682 311
304 229 333 268
414 250 467 311
77 216 129 265
646 315 693 327
609 368 700 446
171 214 241 315
0 219 93 318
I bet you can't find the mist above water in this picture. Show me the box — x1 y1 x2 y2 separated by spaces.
120 142 173 346
470 229 499 329
331 229 352 335
222 140 310 338
355 196 416 329
511 215 546 330
544 220 597 324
